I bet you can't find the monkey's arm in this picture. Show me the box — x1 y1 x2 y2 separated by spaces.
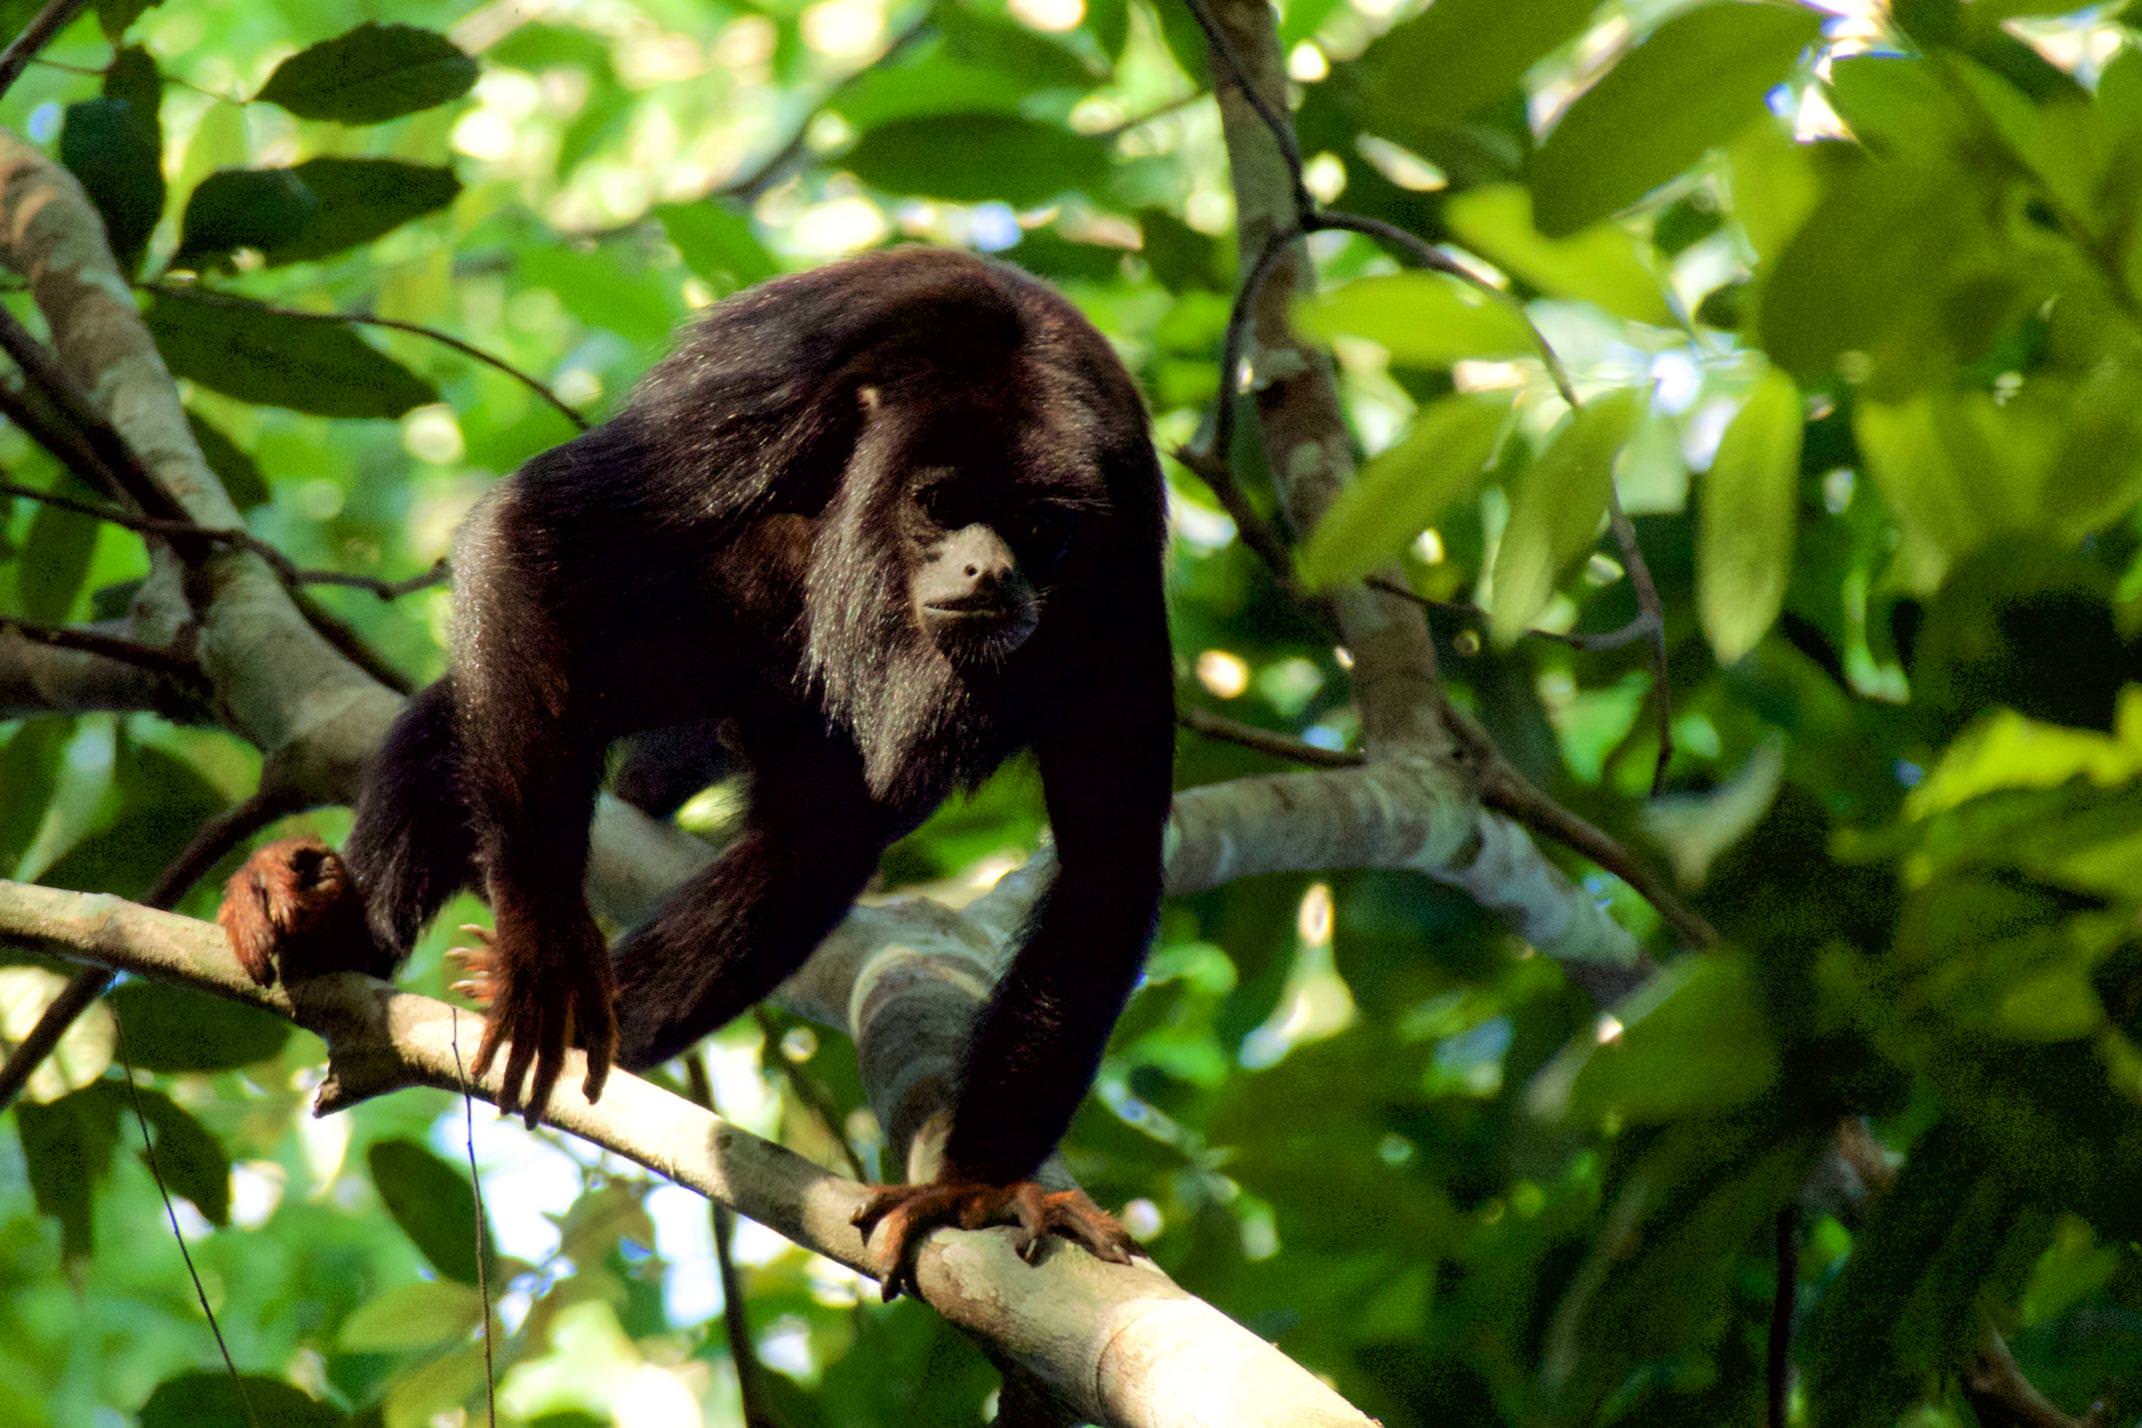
854 638 1173 1295
447 495 620 1126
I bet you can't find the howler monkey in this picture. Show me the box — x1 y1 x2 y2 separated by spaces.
220 247 1174 1286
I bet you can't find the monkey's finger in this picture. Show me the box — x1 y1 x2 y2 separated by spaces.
1009 1184 1049 1264
579 995 617 1104
522 1009 566 1131
497 1011 538 1122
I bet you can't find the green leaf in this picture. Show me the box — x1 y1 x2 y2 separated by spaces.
0 719 69 876
94 0 158 41
172 168 319 268
1444 183 1673 325
59 76 163 272
339 1279 484 1351
147 292 437 419
107 982 291 1071
1488 388 1644 643
1355 0 1600 131
369 1138 493 1284
1804 1125 2047 1428
174 159 458 268
1528 951 1783 1125
937 6 1101 90
16 489 99 623
129 1087 231 1224
1854 391 2033 589
842 115 1107 205
655 202 778 291
16 1084 120 1260
1698 367 1802 662
1300 394 1510 587
186 409 268 508
265 157 459 264
256 22 476 124
140 1373 341 1428
1294 271 1537 367
1529 2 1825 236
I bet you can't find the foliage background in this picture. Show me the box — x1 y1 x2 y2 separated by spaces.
2 0 2141 1424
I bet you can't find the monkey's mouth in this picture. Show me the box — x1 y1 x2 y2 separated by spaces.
921 600 1038 661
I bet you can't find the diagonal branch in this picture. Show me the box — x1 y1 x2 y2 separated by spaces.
0 877 1376 1428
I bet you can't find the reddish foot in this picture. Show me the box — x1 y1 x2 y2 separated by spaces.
447 919 618 1129
217 837 377 986
851 1180 1140 1301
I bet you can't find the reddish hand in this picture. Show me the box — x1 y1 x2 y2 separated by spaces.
448 913 618 1128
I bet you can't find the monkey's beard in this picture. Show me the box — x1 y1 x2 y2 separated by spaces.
804 527 1009 805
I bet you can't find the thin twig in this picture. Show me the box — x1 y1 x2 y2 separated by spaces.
0 477 450 602
0 784 308 1112
146 285 588 434
1178 706 1361 768
450 1007 499 1428
685 1055 771 1428
1366 577 1658 654
0 308 192 523
112 1010 261 1428
751 1007 867 1180
0 0 88 102
1768 1207 1797 1428
0 617 200 679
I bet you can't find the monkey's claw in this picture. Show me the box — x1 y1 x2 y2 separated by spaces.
851 1180 1139 1301
463 916 619 1130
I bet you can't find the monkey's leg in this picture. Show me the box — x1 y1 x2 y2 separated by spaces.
344 678 477 956
607 737 887 1070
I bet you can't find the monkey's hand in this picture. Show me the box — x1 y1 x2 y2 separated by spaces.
217 837 375 987
448 915 619 1129
851 1180 1139 1301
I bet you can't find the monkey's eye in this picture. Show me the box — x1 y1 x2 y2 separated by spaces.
1023 509 1075 567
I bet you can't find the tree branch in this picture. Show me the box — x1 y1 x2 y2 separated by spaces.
0 878 1376 1428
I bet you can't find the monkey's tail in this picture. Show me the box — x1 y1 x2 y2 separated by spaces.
344 678 478 955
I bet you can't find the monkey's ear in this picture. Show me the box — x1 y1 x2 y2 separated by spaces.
856 384 882 416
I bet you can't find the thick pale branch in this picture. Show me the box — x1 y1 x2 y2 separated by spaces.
0 878 1374 1428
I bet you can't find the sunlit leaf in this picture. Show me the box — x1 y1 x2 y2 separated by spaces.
1295 271 1536 366
1698 367 1802 662
1300 394 1510 587
843 115 1107 205
339 1280 484 1351
1530 2 1825 236
1488 387 1643 643
1444 183 1673 324
1355 0 1600 131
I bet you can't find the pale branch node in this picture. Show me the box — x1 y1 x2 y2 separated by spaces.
0 878 1375 1428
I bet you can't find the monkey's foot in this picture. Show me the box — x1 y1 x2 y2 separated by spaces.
217 837 377 986
448 919 619 1129
851 1180 1139 1301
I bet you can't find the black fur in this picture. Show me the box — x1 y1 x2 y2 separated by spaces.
346 248 1174 1182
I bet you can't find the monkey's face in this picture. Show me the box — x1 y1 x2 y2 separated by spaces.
901 471 1057 664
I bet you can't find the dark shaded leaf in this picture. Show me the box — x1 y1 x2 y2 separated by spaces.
267 157 459 264
147 292 436 418
94 0 158 41
185 409 267 508
140 1373 341 1428
106 982 291 1071
1803 1125 2049 1428
16 1083 120 1260
0 719 69 875
60 51 163 271
129 1087 231 1224
173 168 318 268
1530 2 1824 235
369 1138 492 1284
16 488 98 624
256 22 476 124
